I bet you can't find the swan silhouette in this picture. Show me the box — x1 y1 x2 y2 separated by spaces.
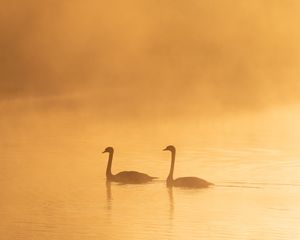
103 147 156 184
163 145 213 188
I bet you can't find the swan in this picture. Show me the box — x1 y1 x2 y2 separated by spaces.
163 145 213 188
103 147 156 184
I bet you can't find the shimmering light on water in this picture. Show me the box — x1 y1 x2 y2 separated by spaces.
1 106 300 240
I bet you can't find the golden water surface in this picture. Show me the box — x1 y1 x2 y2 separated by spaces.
1 105 300 240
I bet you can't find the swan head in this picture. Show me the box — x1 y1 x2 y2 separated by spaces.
103 147 114 154
163 145 176 152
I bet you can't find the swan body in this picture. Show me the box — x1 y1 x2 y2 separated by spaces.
111 171 155 184
172 177 212 188
164 145 213 188
103 147 156 184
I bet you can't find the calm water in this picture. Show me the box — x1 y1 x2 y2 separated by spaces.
1 107 300 239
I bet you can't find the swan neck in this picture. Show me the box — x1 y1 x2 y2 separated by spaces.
106 152 113 179
167 150 176 186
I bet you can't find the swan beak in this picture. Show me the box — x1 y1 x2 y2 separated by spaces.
163 147 168 151
102 150 107 153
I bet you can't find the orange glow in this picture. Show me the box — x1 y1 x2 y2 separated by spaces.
1 1 300 239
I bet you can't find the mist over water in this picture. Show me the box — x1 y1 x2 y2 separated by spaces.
1 1 300 239
1 0 300 116
1 104 300 239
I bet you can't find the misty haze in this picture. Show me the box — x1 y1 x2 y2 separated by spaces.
1 1 300 239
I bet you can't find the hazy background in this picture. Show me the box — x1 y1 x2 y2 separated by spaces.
1 0 300 120
1 2 300 239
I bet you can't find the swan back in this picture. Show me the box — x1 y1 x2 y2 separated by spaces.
113 171 156 184
173 177 213 188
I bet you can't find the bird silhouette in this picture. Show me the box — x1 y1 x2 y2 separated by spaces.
103 147 156 184
163 145 213 188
